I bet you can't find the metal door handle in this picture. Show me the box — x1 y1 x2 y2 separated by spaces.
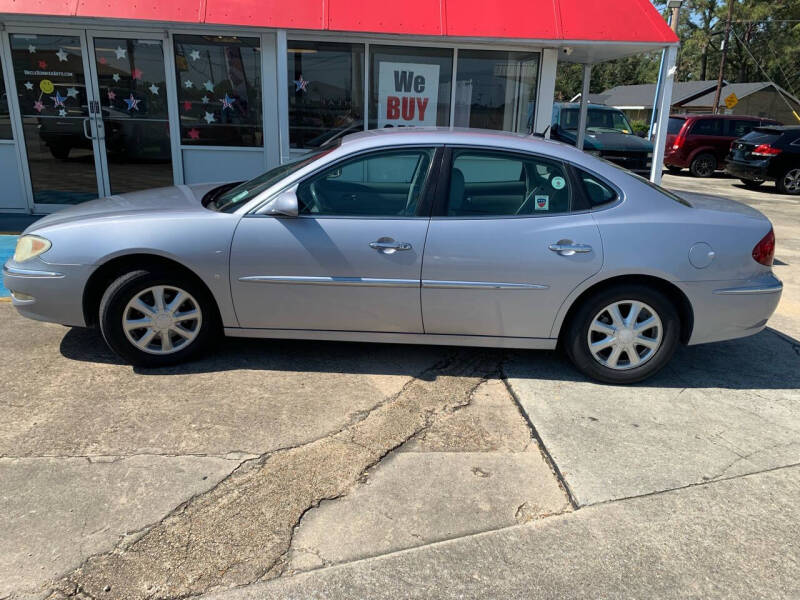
82 118 93 140
369 240 412 252
549 242 593 256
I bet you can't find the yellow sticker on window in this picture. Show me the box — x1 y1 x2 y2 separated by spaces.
40 79 54 94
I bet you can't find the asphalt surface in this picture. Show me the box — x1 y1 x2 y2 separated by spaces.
0 172 798 599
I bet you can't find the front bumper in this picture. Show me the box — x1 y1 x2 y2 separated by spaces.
680 273 783 345
2 260 94 327
725 159 770 182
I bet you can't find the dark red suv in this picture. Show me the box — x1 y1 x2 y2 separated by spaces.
664 114 781 177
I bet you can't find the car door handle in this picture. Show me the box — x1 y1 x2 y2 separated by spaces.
369 240 413 253
549 242 593 256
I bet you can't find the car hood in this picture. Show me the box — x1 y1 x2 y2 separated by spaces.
26 183 224 233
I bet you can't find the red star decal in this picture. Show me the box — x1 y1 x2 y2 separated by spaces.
107 90 116 100
38 60 47 69
182 100 192 111
131 68 143 80
187 128 200 140
99 57 107 65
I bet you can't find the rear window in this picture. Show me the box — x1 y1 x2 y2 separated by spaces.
740 128 781 146
667 118 685 135
690 118 722 136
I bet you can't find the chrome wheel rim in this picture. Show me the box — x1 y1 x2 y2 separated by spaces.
587 300 663 371
783 169 800 193
122 285 202 355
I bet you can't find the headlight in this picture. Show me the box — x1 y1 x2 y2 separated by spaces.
13 235 51 262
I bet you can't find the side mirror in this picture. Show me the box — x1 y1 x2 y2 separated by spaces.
263 186 299 217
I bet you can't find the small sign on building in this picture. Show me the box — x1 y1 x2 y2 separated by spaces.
725 92 739 110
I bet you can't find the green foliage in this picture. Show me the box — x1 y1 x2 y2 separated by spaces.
556 0 800 102
630 120 651 137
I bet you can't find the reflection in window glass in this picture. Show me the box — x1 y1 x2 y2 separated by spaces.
0 57 11 139
94 38 173 193
173 35 262 147
448 150 571 216
561 108 633 134
453 50 539 133
297 149 435 216
288 41 364 150
369 46 452 129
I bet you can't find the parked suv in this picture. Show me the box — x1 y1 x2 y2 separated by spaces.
664 114 780 177
726 126 800 194
551 103 653 175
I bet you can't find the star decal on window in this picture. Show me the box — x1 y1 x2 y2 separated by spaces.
66 87 79 98
123 94 140 111
203 111 216 124
131 68 143 80
188 128 200 140
107 90 116 101
294 75 309 93
189 50 201 61
184 80 194 89
56 48 68 62
221 94 235 110
33 100 44 112
149 83 160 95
112 73 121 83
28 44 36 54
203 80 214 92
24 81 33 91
115 46 127 60
50 91 66 108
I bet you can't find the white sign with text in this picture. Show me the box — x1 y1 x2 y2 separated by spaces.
377 62 439 127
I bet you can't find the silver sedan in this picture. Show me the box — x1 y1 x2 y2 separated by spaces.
3 129 782 383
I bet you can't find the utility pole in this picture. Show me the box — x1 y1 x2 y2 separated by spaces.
712 0 735 115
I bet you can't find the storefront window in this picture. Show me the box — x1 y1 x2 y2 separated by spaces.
288 41 364 150
173 35 262 147
0 58 11 139
369 45 452 129
454 50 539 133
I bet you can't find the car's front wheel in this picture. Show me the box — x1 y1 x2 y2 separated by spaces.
99 269 218 367
564 284 680 384
776 167 800 195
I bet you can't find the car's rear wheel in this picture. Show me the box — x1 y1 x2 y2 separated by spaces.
564 284 680 384
690 153 717 178
99 269 218 367
776 167 800 195
740 178 764 189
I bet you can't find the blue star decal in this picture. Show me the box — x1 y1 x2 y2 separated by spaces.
221 94 236 110
123 93 141 112
294 75 309 93
50 91 66 108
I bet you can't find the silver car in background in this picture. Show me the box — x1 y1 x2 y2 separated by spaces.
3 128 782 384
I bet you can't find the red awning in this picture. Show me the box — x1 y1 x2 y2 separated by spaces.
0 0 677 46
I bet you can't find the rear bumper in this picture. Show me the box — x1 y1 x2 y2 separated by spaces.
2 260 92 327
663 149 689 168
725 160 770 182
680 273 783 345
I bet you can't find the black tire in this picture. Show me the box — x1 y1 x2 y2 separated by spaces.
689 153 717 178
740 178 765 189
98 269 219 367
666 166 682 174
564 284 681 385
775 166 800 195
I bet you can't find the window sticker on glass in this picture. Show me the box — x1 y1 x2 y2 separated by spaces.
535 195 549 211
378 62 439 127
551 176 566 190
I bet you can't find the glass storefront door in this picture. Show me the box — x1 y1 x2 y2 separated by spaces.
8 31 104 207
88 34 174 194
5 28 176 210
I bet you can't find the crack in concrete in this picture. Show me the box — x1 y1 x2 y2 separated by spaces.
44 350 500 600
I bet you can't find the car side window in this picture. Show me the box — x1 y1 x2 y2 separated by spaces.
691 119 722 136
297 148 435 217
446 150 571 217
727 120 755 138
577 170 617 206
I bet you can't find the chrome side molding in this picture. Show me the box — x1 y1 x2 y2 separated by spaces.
422 280 548 290
238 275 418 287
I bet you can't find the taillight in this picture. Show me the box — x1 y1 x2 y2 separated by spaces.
752 144 781 157
752 228 776 266
672 136 684 150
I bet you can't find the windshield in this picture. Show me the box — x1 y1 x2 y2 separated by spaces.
561 108 633 134
213 148 334 213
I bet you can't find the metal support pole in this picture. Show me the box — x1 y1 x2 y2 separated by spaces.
576 64 591 151
648 9 677 138
650 46 678 185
